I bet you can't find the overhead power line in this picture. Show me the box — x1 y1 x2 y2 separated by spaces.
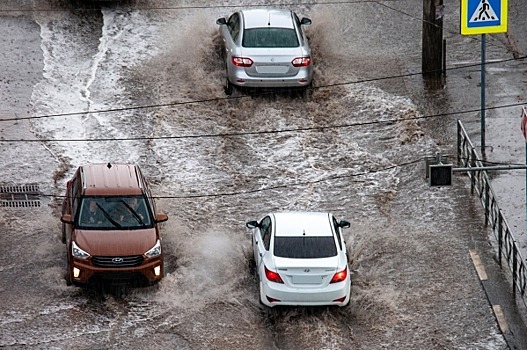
0 1 397 13
1 54 525 125
42 158 422 200
1 100 526 143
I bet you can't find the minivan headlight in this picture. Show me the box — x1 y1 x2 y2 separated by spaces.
72 241 90 259
145 240 161 258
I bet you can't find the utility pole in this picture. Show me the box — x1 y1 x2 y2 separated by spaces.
422 0 444 79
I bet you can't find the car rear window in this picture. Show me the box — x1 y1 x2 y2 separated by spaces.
242 28 299 48
273 236 337 259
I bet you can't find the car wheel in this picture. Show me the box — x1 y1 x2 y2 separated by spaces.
61 224 66 244
225 77 234 96
65 257 72 286
302 82 314 99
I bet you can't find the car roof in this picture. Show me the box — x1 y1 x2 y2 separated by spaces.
241 8 295 29
272 212 333 237
80 163 144 196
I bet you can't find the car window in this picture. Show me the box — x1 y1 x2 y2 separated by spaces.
333 217 343 250
261 216 272 250
242 28 299 48
273 236 337 258
71 173 81 217
228 13 240 41
293 13 304 45
139 169 156 215
77 196 153 230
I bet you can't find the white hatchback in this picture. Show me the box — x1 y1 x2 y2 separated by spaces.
246 212 351 307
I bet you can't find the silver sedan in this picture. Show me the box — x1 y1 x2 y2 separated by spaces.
216 8 313 95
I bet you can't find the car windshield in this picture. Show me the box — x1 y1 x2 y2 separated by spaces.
242 28 299 48
77 196 152 230
273 236 337 259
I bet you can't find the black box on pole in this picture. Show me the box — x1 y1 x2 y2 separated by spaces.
429 164 453 187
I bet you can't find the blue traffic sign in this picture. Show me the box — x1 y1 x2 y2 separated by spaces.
461 0 508 35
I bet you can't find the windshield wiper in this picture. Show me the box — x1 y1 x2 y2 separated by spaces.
96 203 122 228
120 200 145 226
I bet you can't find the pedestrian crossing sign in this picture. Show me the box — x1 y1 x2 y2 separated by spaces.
461 0 507 35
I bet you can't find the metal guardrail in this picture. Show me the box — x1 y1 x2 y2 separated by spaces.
457 120 527 307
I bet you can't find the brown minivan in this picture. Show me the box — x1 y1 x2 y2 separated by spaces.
60 163 168 286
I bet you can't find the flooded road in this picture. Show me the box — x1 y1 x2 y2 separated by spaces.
1 0 526 348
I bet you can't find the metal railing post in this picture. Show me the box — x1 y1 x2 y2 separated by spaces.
498 215 503 267
513 244 518 297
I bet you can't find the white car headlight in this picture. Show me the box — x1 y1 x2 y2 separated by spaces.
72 241 90 259
145 240 161 258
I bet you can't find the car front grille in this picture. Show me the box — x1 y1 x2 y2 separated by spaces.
92 255 144 268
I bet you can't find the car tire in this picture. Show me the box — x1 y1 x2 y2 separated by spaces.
225 78 234 96
61 224 66 244
302 82 314 99
65 257 72 286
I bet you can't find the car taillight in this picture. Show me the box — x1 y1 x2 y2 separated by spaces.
232 56 253 67
292 57 311 67
330 268 347 283
265 266 284 284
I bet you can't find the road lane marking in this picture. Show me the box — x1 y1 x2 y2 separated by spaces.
469 250 488 281
492 304 509 334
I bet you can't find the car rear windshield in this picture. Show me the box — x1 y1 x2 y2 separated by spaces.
242 28 299 48
273 236 337 259
77 196 153 230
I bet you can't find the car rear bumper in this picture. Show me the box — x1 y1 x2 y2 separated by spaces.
260 279 351 307
229 67 313 88
70 256 164 285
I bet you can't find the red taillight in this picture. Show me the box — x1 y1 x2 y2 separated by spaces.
292 57 311 67
330 268 348 284
264 266 284 284
232 56 253 67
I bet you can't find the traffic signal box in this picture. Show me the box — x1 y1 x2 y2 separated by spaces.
429 164 453 186
425 156 453 187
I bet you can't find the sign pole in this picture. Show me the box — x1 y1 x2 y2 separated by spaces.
461 0 508 155
481 34 486 154
520 107 527 232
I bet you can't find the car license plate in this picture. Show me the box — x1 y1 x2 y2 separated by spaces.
292 275 322 285
256 65 288 74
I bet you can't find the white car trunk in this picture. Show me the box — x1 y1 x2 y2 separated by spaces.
272 256 338 287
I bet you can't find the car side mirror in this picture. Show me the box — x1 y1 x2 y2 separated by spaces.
61 214 73 224
246 220 259 229
339 220 350 229
216 18 227 25
155 213 169 223
300 17 312 25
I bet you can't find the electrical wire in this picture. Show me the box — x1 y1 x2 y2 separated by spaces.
1 53 525 126
2 100 526 143
40 158 422 200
